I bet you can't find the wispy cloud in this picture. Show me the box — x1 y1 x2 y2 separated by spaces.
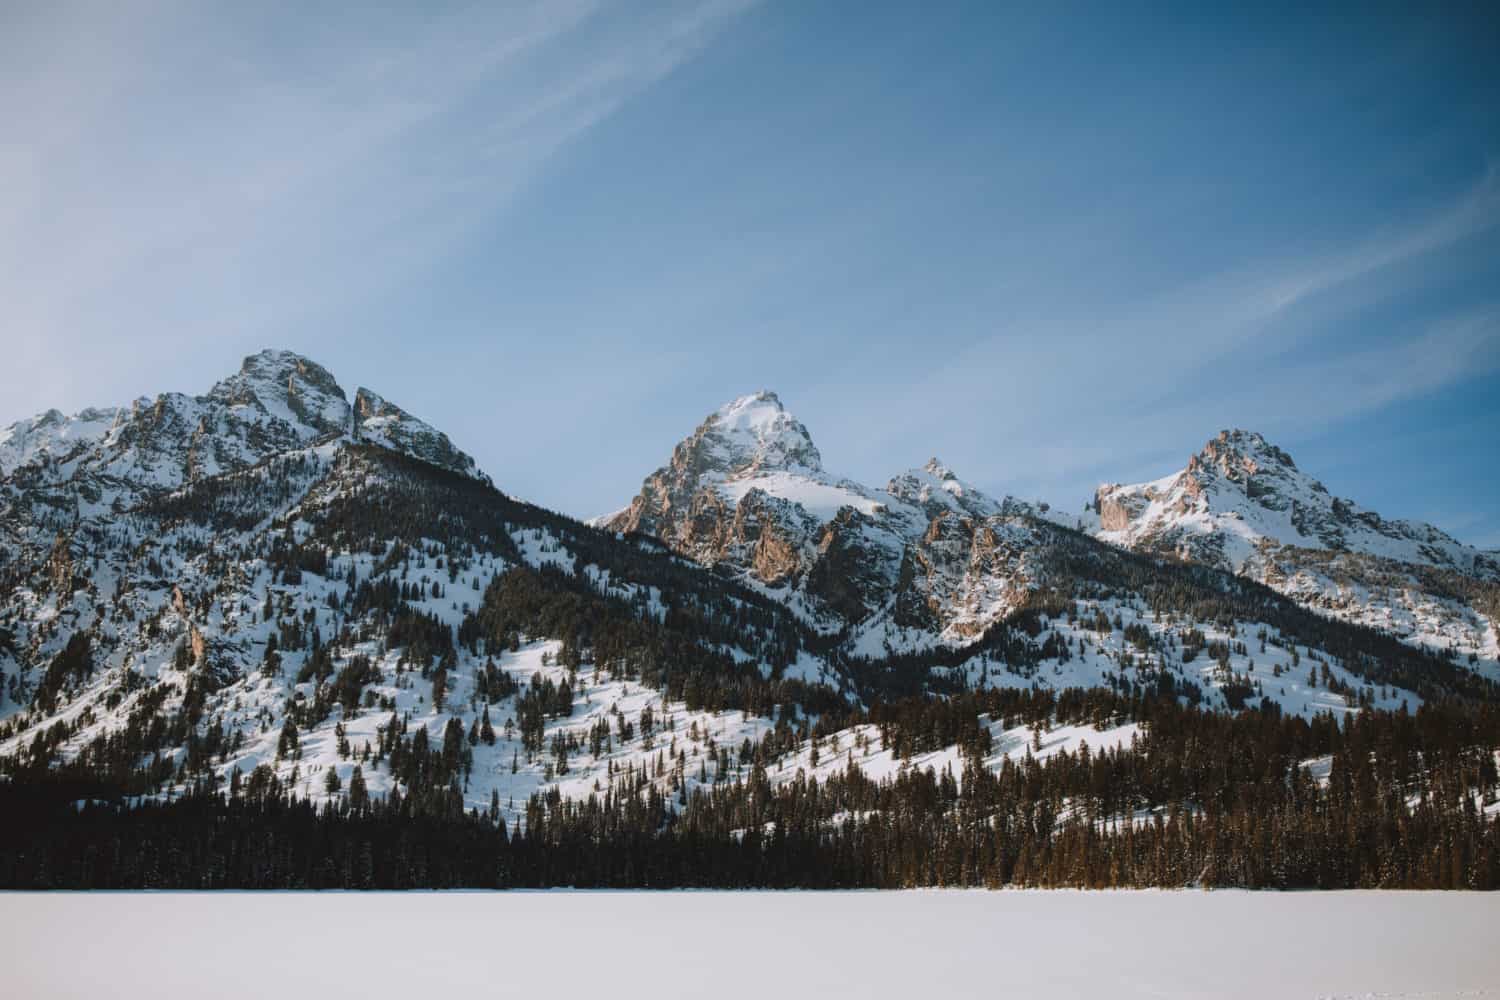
0 0 756 410
1260 166 1500 316
1037 304 1499 484
819 173 1500 511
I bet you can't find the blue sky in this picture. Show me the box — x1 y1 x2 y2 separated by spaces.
3 1 1498 543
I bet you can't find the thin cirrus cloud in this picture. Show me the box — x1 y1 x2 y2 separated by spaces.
1259 166 1500 316
1043 305 1498 490
820 173 1500 511
0 0 759 411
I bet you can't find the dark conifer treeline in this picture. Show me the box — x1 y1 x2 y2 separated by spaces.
4 695 1496 890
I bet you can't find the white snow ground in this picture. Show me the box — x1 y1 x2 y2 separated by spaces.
3 891 1495 1000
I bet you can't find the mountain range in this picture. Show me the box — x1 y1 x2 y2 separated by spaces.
1 350 1495 823
602 392 1499 676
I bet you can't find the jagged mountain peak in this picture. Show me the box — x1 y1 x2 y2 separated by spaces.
1087 429 1498 675
887 457 1006 520
1187 429 1300 484
353 386 391 418
0 405 123 477
232 347 341 386
1168 429 1329 519
922 456 951 478
210 348 345 404
0 348 487 492
206 348 351 441
605 397 1063 638
697 390 822 478
1093 428 1484 574
723 388 781 409
602 390 830 548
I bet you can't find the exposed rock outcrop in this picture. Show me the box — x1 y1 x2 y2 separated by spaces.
605 393 1051 643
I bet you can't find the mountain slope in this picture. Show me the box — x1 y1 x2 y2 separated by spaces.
1088 429 1500 678
1091 429 1487 573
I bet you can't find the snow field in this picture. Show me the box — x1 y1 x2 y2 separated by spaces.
4 890 1497 1000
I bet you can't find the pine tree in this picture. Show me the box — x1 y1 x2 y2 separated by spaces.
277 719 300 761
348 765 369 812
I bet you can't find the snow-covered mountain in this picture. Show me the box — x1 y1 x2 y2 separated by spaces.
603 391 1054 648
1088 429 1500 677
599 394 1499 691
1091 429 1486 573
0 349 485 504
0 355 826 820
1 362 1493 826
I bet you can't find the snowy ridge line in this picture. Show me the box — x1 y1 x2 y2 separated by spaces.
1087 429 1499 680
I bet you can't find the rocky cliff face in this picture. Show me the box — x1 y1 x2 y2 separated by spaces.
605 392 869 588
604 393 1052 647
605 393 820 539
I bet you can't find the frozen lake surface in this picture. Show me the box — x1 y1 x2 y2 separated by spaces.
3 890 1497 999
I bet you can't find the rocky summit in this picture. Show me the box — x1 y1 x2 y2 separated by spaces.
1088 429 1500 677
604 392 1060 647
